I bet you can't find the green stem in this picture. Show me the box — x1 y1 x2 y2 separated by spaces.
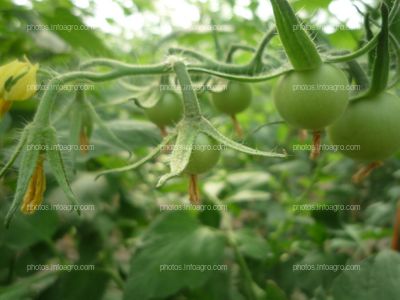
226 44 256 63
205 194 257 300
97 268 124 289
33 63 171 126
173 61 202 120
249 27 277 68
228 234 257 300
188 66 291 81
168 47 218 64
389 0 400 24
211 18 223 60
324 33 379 63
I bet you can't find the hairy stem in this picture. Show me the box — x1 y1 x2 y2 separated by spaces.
173 61 202 120
34 63 172 126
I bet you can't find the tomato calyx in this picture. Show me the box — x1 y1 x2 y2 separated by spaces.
270 0 321 71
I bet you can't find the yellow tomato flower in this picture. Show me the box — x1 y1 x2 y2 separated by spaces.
0 58 39 117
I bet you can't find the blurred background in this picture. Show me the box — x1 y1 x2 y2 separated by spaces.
1 0 399 299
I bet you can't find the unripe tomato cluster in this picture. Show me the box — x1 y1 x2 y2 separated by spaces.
142 67 400 178
143 81 253 175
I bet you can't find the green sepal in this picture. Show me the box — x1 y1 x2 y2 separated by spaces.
69 101 83 170
95 133 176 179
156 123 199 187
0 128 28 178
44 126 80 214
76 89 94 138
4 125 43 227
367 3 390 97
346 60 369 91
364 12 374 74
270 0 322 71
200 118 286 158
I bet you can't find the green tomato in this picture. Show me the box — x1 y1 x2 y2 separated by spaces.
273 64 349 130
328 92 400 161
211 81 252 115
144 92 183 127
184 132 221 174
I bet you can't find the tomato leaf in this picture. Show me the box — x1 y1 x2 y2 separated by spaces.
123 211 226 300
39 8 112 56
331 250 400 299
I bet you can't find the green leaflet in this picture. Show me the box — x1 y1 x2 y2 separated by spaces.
4 126 42 227
132 85 162 109
95 133 176 178
367 3 390 97
200 118 286 158
120 77 165 109
51 95 75 125
206 77 229 93
81 93 131 155
270 0 322 71
157 124 199 187
44 127 80 214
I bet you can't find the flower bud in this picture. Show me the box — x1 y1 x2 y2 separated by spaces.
20 154 46 214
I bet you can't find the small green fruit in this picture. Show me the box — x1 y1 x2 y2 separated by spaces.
211 81 252 115
184 132 221 174
273 64 349 130
328 92 400 161
144 92 183 128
